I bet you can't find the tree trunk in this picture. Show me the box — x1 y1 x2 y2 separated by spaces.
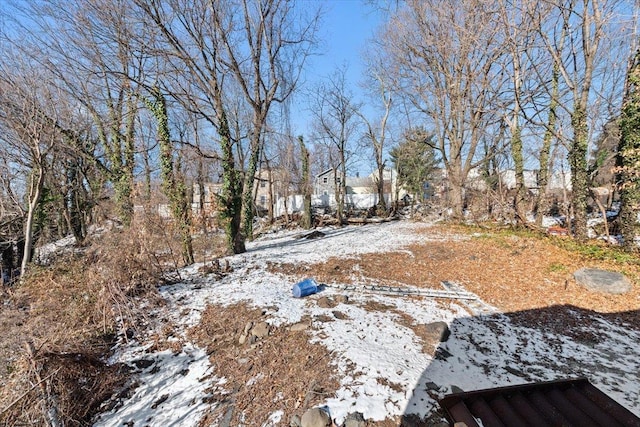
242 134 261 242
145 88 194 265
535 60 560 227
217 110 245 254
376 164 386 215
21 166 45 275
569 105 589 241
299 136 312 229
511 123 526 223
447 162 465 219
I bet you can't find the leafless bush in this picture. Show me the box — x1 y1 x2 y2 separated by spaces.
0 341 128 426
0 212 183 425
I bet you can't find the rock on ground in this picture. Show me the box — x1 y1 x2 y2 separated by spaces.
301 407 332 427
573 268 632 294
343 412 366 427
423 321 451 344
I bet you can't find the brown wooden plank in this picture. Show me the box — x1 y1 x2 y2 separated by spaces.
469 397 506 427
528 390 573 425
578 382 640 427
507 392 550 427
487 394 529 426
564 387 623 427
445 400 481 427
546 388 599 426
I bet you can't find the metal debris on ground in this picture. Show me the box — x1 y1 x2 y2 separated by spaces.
441 281 499 315
322 282 479 301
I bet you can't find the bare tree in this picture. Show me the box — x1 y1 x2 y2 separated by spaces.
0 59 60 275
380 0 507 218
4 0 148 227
133 0 319 253
310 67 361 224
359 62 393 215
539 0 626 240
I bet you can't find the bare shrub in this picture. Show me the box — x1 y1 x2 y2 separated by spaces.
0 343 128 426
0 213 179 425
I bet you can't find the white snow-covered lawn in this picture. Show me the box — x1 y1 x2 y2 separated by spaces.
94 220 640 426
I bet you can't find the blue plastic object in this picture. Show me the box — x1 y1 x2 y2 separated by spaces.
292 278 319 298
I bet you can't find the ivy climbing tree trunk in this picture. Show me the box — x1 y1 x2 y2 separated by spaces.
299 136 312 229
511 123 526 223
617 47 640 251
145 87 194 265
536 63 560 228
570 105 590 241
219 110 246 254
242 133 261 241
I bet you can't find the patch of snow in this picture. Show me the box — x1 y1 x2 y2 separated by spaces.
94 343 216 427
35 235 76 264
94 220 640 426
262 410 284 427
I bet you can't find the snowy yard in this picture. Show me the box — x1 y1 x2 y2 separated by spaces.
93 220 640 426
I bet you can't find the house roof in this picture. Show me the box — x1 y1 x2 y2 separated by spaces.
346 177 374 188
438 378 640 427
316 168 335 178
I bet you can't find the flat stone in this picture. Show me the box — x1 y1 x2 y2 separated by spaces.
219 405 234 427
425 382 440 391
450 385 464 394
316 297 335 309
574 268 632 294
243 321 253 334
290 414 302 427
251 322 269 338
290 322 310 332
332 310 348 320
343 412 366 427
300 407 331 427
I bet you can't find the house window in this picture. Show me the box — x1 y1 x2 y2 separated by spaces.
260 195 267 205
336 177 341 184
260 181 266 188
323 177 328 184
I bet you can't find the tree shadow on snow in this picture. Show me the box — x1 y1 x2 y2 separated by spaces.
401 305 640 426
246 224 379 254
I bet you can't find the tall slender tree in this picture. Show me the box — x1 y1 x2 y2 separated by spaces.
0 59 60 274
617 46 640 251
144 87 194 264
133 0 319 252
380 0 506 218
310 67 361 225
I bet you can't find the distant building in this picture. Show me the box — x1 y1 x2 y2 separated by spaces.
253 168 296 214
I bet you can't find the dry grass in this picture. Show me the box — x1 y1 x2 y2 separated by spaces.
256 221 640 425
271 223 640 318
0 214 188 426
3 219 639 426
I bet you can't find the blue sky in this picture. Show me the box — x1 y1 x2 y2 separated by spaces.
290 0 383 136
307 0 382 85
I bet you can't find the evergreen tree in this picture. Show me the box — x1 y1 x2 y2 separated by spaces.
390 129 439 204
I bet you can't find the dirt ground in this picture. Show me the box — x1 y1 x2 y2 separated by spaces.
190 223 640 426
2 222 639 426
